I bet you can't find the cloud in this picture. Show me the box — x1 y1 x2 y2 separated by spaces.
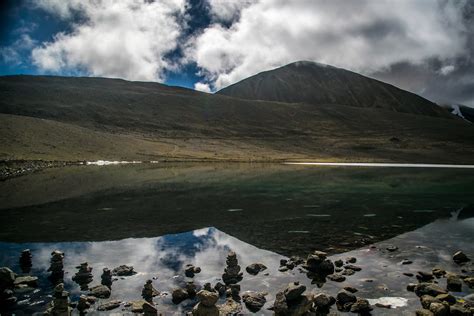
194 82 212 93
0 34 36 66
31 0 187 81
189 0 471 91
206 0 256 23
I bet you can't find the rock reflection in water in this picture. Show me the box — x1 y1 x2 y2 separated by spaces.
0 216 473 315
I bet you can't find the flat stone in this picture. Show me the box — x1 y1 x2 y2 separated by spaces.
89 285 111 298
327 274 346 282
97 300 121 311
14 276 38 287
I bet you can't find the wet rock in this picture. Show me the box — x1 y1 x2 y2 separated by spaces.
218 298 242 315
416 271 434 282
72 262 93 290
429 302 449 316
88 284 111 298
415 283 447 297
436 293 456 305
432 268 446 278
401 259 413 265
214 282 226 296
185 264 201 278
407 283 417 292
336 290 357 307
450 303 472 316
222 252 243 285
77 295 91 314
453 251 470 265
350 298 372 313
404 272 414 277
47 250 65 284
246 263 267 275
0 267 16 289
343 264 362 272
464 277 474 289
226 284 241 301
272 290 312 316
305 251 335 276
129 300 147 313
45 283 72 316
112 265 136 276
284 282 306 301
1 289 17 307
279 266 289 272
14 276 38 287
143 302 158 316
172 287 189 304
197 290 219 307
346 257 357 264
19 249 32 273
313 292 335 310
186 282 198 298
335 259 344 267
342 269 355 276
421 295 440 309
101 268 113 288
242 291 267 312
142 280 159 302
386 245 399 252
344 286 358 293
447 274 463 292
97 300 121 311
327 274 346 282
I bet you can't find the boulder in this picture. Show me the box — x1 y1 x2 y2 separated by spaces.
172 287 189 304
313 293 335 309
192 302 219 316
197 290 219 307
421 295 440 309
0 267 16 289
284 282 306 301
242 291 267 312
14 276 38 287
447 274 463 292
245 263 267 275
143 301 158 316
453 251 470 265
88 284 111 298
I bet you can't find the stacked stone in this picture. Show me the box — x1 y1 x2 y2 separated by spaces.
76 295 91 315
192 290 219 316
72 262 93 290
48 250 65 284
272 282 312 316
45 283 72 316
222 252 243 285
184 264 202 278
101 268 113 288
19 249 33 273
0 267 17 308
141 280 160 303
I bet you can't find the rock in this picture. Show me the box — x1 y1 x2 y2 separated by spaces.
401 259 413 265
227 284 240 299
447 274 463 292
142 280 159 302
464 277 474 289
101 268 113 288
404 272 414 277
432 268 446 278
279 266 289 272
97 300 121 311
77 295 91 313
417 271 434 282
88 284 111 298
0 267 16 289
245 263 267 275
344 286 358 293
192 302 219 316
214 282 226 296
218 298 242 315
112 265 136 276
453 251 470 265
342 269 355 276
143 302 158 316
346 257 357 263
128 300 147 313
436 293 456 305
222 252 243 285
327 274 346 282
19 249 32 273
48 250 65 284
184 264 201 278
305 252 334 276
416 310 435 316
14 276 38 287
272 291 312 316
407 283 417 292
421 295 440 309
415 283 447 297
386 245 398 252
45 283 72 315
350 298 372 313
334 259 344 267
1 289 17 307
197 290 219 307
343 264 362 271
313 293 335 309
336 290 356 305
450 303 472 316
72 262 93 290
242 291 267 312
429 302 449 316
172 287 189 304
284 282 306 301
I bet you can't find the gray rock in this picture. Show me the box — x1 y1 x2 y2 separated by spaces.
172 287 189 304
14 276 38 287
192 302 219 316
218 298 242 315
112 265 135 276
245 263 267 275
343 264 361 271
197 290 219 307
327 274 346 282
88 284 111 298
0 267 16 289
313 293 335 309
336 290 356 305
284 282 306 301
242 291 267 312
416 271 434 282
447 274 463 292
429 302 449 316
415 283 447 297
97 300 121 311
453 251 470 265
344 286 358 293
350 298 372 313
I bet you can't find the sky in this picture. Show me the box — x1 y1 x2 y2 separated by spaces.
0 0 473 107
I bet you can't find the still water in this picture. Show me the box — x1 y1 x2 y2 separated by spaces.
0 163 473 314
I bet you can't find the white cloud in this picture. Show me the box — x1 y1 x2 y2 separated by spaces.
31 0 187 82
439 64 455 76
194 82 212 93
0 34 37 66
207 0 257 23
189 0 469 90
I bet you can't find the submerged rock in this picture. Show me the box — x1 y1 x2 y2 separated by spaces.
246 263 267 275
242 291 267 312
453 251 470 265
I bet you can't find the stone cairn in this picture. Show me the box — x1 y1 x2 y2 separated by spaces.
72 262 93 290
222 251 243 285
192 290 219 316
45 283 72 316
48 250 65 284
272 282 313 316
101 268 113 288
142 279 160 303
19 249 33 273
0 267 17 309
76 295 91 315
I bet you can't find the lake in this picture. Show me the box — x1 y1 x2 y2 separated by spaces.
1 163 473 314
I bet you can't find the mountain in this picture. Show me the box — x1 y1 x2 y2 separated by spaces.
0 70 473 164
217 61 448 117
